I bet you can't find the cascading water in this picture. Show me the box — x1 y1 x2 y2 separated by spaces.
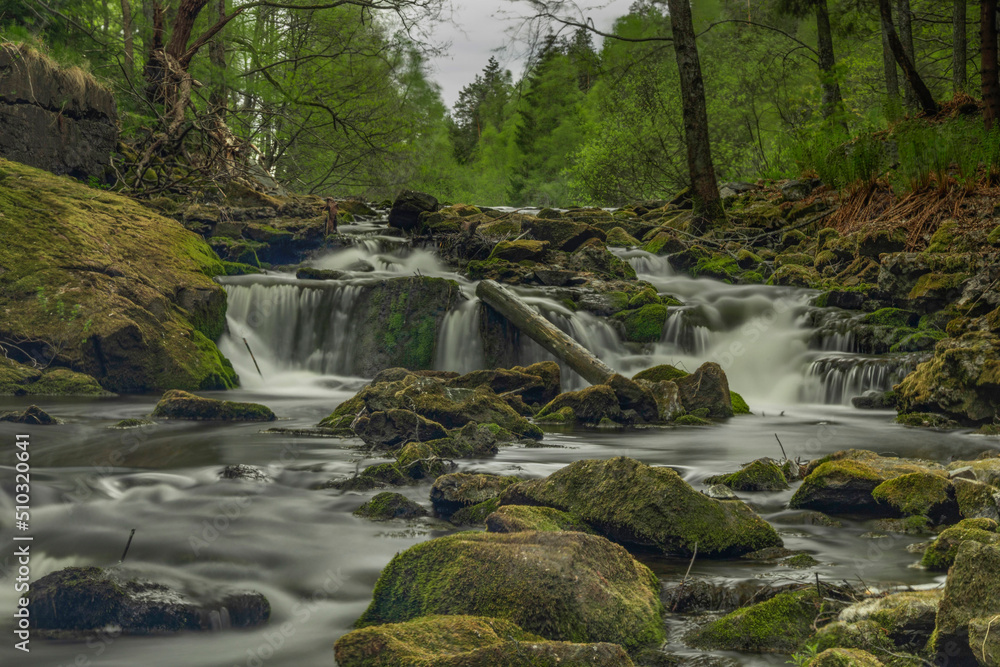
218 221 907 405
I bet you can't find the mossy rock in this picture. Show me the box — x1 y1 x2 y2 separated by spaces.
521 217 606 252
110 418 154 429
894 412 959 428
500 457 782 558
953 477 1000 520
768 264 819 288
969 615 1000 667
534 405 575 424
353 409 449 449
488 240 549 262
987 225 1000 247
0 358 110 396
641 230 685 255
705 459 789 492
536 385 620 425
835 590 941 650
430 473 522 518
920 518 1000 570
449 498 501 526
790 450 944 515
334 615 635 667
485 505 595 534
0 158 237 393
809 620 896 656
926 220 959 253
775 252 813 268
355 530 665 651
687 588 838 653
0 405 57 425
675 362 733 419
150 389 275 421
931 540 1000 663
605 226 640 247
354 492 428 521
615 304 668 343
633 364 689 383
861 308 920 328
871 472 957 522
730 390 750 414
693 255 740 281
736 248 762 269
673 414 711 426
805 648 885 667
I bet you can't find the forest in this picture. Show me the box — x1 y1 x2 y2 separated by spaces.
4 0 994 207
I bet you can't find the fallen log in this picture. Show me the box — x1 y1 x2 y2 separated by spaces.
476 279 615 385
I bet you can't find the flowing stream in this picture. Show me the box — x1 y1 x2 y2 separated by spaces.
1 217 995 666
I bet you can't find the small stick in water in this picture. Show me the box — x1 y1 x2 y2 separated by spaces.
119 528 136 564
242 337 263 377
774 433 787 460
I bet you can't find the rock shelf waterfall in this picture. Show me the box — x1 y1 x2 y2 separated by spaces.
219 233 909 404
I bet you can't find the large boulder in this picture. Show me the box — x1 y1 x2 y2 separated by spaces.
388 190 438 232
834 590 941 650
354 492 428 521
932 540 1000 664
353 409 448 449
895 331 1000 425
151 390 275 421
0 158 237 393
790 450 945 515
334 615 635 667
920 518 1000 570
675 362 733 419
446 362 561 406
499 457 782 557
521 217 606 252
705 458 792 492
0 358 109 396
430 473 522 518
30 566 269 634
535 385 621 425
0 405 58 425
605 374 659 423
355 530 665 651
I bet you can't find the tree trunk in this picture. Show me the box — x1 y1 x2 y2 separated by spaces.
208 0 227 119
665 0 723 233
476 280 615 386
815 0 844 120
982 0 1000 129
953 0 967 93
880 10 900 101
878 0 938 115
896 0 918 109
121 0 134 81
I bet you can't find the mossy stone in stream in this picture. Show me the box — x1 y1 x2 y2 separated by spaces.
485 505 594 534
675 362 733 419
953 477 1000 520
861 308 920 328
920 518 1000 570
353 409 448 449
335 615 636 667
834 590 941 650
641 230 685 255
633 364 689 383
151 389 275 421
499 457 782 558
0 405 58 424
673 414 711 426
810 620 896 656
605 226 641 247
687 588 838 653
730 390 750 414
0 359 111 396
805 648 885 667
871 472 957 522
111 418 155 429
705 459 789 492
614 304 668 343
430 473 522 518
536 385 620 425
931 540 1000 663
354 492 428 521
356 530 665 651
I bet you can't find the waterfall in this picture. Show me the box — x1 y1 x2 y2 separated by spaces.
801 355 927 405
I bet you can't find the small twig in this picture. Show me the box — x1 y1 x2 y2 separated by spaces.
671 541 698 612
119 528 136 564
775 433 787 460
242 337 263 377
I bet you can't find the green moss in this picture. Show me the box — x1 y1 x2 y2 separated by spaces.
784 553 820 568
895 412 958 428
736 248 762 269
693 255 740 281
534 406 575 423
627 287 659 309
354 492 427 521
641 230 684 255
355 531 665 651
926 220 958 253
907 272 967 300
633 365 689 383
810 620 896 656
775 252 813 268
706 459 789 492
920 519 1000 570
605 226 640 247
871 472 952 517
687 589 835 653
110 418 154 429
0 358 111 396
151 389 275 421
334 615 635 667
988 225 1000 246
449 498 501 526
485 505 595 534
730 390 750 414
615 304 668 343
861 308 918 328
0 158 236 393
768 264 819 288
674 414 711 426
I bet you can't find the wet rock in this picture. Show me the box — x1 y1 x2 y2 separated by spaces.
805 648 884 667
790 449 944 515
488 239 549 262
810 619 896 657
953 477 1000 521
567 241 637 280
633 364 689 383
521 217 607 252
295 266 345 280
836 590 941 650
920 518 1000 570
500 457 782 558
355 530 664 650
536 385 621 425
606 374 659 423
870 471 959 523
111 418 155 429
781 180 814 202
636 378 684 422
388 190 438 232
895 331 1000 425
675 362 733 419
704 484 738 500
720 181 757 198
30 566 269 634
430 472 521 518
687 588 841 653
353 409 448 449
663 578 794 614
851 390 896 410
534 268 584 286
151 390 275 421
485 505 593 534
354 492 428 521
335 615 635 667
705 458 791 492
446 362 561 406
932 540 1000 664
606 226 641 247
219 464 271 482
0 405 58 425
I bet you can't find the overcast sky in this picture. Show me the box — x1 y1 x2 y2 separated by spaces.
426 0 636 109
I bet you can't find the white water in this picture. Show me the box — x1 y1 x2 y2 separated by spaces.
218 230 905 405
